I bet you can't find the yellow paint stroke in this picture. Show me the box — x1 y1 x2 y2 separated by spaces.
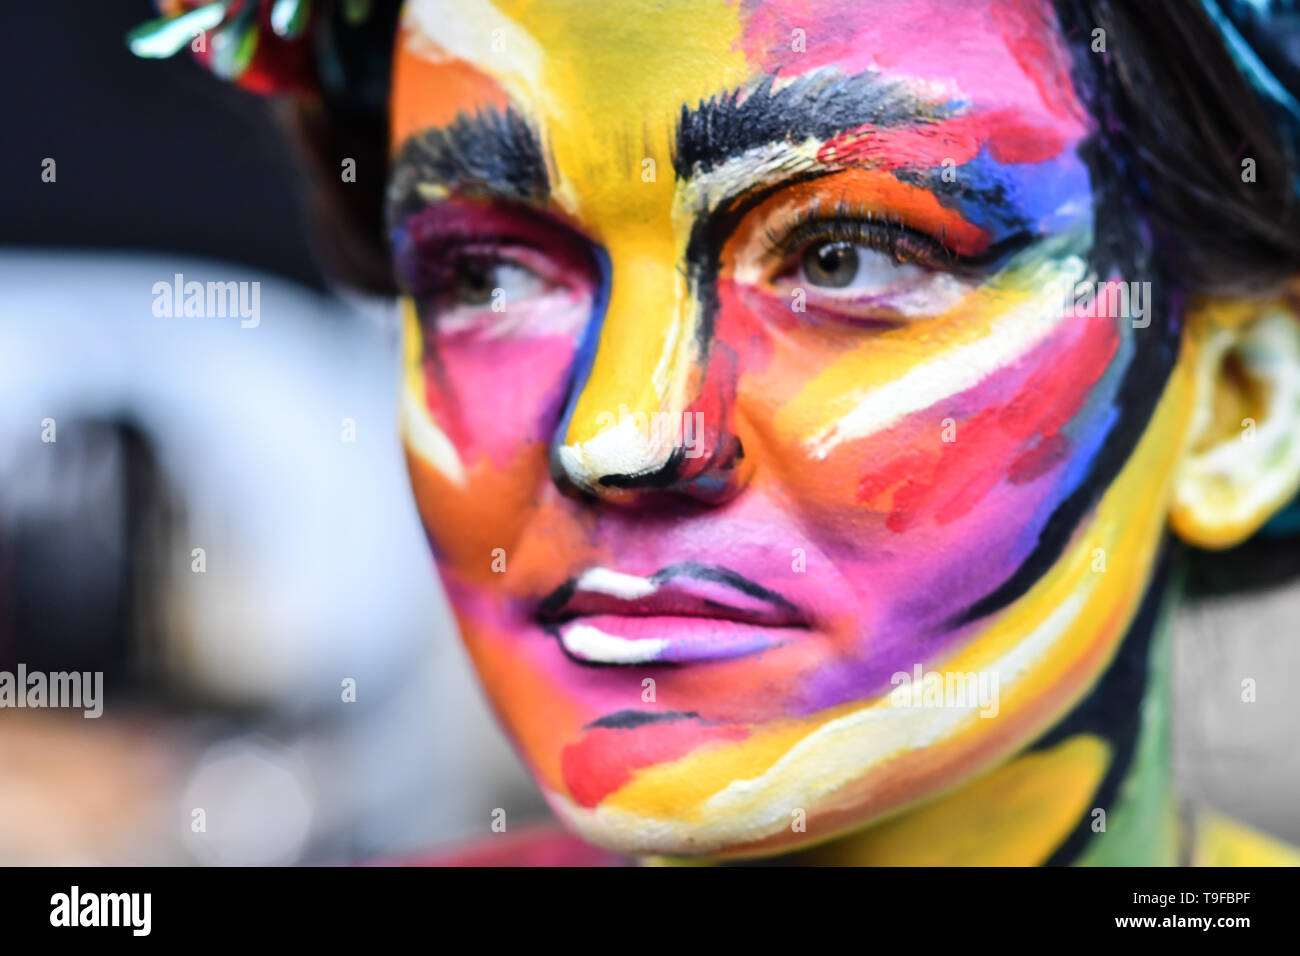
781 253 1085 453
488 0 750 448
789 734 1110 866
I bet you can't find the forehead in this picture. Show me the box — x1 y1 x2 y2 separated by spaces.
390 0 1088 225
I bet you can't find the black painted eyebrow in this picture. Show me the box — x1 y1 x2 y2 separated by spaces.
673 71 953 180
385 106 549 222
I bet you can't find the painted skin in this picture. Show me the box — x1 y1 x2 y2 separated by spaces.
388 0 1300 860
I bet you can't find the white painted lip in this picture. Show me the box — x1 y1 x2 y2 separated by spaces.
555 616 796 666
572 568 657 601
558 623 669 664
540 564 807 665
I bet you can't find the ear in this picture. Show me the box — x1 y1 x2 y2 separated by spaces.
1171 292 1300 550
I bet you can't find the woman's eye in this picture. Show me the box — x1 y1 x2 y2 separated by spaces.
451 258 545 308
412 244 593 340
797 240 927 290
802 241 857 288
392 204 599 340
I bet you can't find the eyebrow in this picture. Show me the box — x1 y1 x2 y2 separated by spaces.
673 71 953 180
386 105 550 221
385 71 996 237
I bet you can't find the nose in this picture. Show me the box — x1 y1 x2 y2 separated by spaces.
550 358 749 505
550 247 749 506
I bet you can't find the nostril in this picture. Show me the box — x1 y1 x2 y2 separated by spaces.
665 434 749 504
555 435 749 506
549 347 748 504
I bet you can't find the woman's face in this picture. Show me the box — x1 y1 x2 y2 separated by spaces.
388 0 1198 856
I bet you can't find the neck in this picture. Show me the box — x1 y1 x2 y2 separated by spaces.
751 551 1185 867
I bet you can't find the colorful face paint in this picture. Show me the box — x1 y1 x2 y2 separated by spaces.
388 0 1197 857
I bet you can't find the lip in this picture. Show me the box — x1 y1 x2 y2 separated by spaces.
537 563 808 665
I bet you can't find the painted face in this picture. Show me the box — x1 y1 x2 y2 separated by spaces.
388 0 1199 856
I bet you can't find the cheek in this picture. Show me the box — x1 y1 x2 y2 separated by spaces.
405 325 579 579
847 311 1120 534
424 332 577 466
407 440 551 584
741 303 1122 595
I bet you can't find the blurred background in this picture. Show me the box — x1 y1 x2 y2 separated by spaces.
0 0 544 865
0 0 1295 864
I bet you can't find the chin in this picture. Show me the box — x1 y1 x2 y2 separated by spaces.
542 777 909 860
534 711 1028 859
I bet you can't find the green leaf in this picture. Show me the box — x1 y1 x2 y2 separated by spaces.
126 2 230 59
270 0 312 39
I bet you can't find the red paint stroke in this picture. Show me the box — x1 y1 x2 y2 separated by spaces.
561 721 749 808
817 109 1067 171
855 311 1119 531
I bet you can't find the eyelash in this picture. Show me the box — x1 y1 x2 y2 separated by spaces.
392 200 598 312
396 231 532 308
760 201 965 276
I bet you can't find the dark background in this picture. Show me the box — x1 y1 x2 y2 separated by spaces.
2 0 325 290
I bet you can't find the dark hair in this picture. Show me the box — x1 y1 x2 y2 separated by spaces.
280 0 402 295
1055 0 1300 294
281 95 396 293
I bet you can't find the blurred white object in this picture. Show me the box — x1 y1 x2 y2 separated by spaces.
182 737 314 865
0 250 424 705
0 250 542 862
